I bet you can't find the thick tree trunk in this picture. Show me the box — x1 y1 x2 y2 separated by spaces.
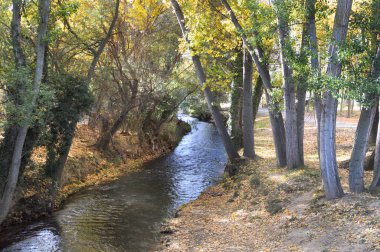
230 50 243 150
252 76 263 123
370 105 379 145
349 100 378 192
171 0 239 161
0 0 50 225
307 0 322 157
266 91 287 167
296 19 310 166
319 0 352 199
242 50 255 159
96 107 131 150
349 45 380 193
0 127 28 224
221 0 287 166
275 0 302 169
0 126 18 188
52 121 77 188
370 107 380 191
296 84 307 165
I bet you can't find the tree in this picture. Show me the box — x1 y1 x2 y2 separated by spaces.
242 50 255 159
51 0 120 186
370 105 380 191
170 0 239 162
349 45 380 193
230 49 244 150
319 0 353 199
220 0 287 167
273 0 303 169
0 0 51 225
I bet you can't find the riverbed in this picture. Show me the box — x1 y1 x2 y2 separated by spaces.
0 116 227 251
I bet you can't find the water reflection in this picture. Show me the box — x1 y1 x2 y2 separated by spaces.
0 116 227 251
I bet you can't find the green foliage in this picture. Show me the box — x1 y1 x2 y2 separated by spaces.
44 73 93 177
3 68 54 127
56 1 80 18
268 87 284 110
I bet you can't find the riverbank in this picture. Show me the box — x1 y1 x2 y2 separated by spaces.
159 123 380 251
2 119 191 228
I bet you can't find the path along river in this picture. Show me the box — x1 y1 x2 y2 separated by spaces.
0 116 227 251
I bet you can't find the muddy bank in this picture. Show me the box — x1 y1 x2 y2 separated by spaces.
1 119 191 229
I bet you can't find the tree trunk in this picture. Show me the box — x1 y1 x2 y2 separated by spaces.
221 0 287 166
370 105 379 145
242 50 255 159
0 0 51 225
370 106 380 191
347 99 352 118
171 0 239 161
307 0 322 156
350 45 380 192
230 50 243 150
252 76 263 123
349 100 378 193
296 85 307 166
96 107 131 150
275 0 302 169
52 121 77 188
340 97 344 114
319 0 353 199
266 91 287 167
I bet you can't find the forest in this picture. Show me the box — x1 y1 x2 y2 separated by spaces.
0 0 379 251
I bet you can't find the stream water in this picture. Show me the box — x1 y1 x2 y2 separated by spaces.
0 116 227 252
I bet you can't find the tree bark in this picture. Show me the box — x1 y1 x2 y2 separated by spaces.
242 50 255 159
370 105 379 145
296 84 307 166
274 0 303 169
96 107 132 150
349 100 378 192
0 0 51 225
349 45 380 193
306 0 322 157
265 90 287 167
296 17 311 166
252 76 263 123
347 99 352 118
370 105 380 191
319 0 352 199
171 0 239 161
230 50 243 150
221 0 287 166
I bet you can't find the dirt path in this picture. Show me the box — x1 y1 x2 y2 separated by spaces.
257 108 358 128
158 125 380 251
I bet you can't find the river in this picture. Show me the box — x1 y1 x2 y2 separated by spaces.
0 116 227 251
